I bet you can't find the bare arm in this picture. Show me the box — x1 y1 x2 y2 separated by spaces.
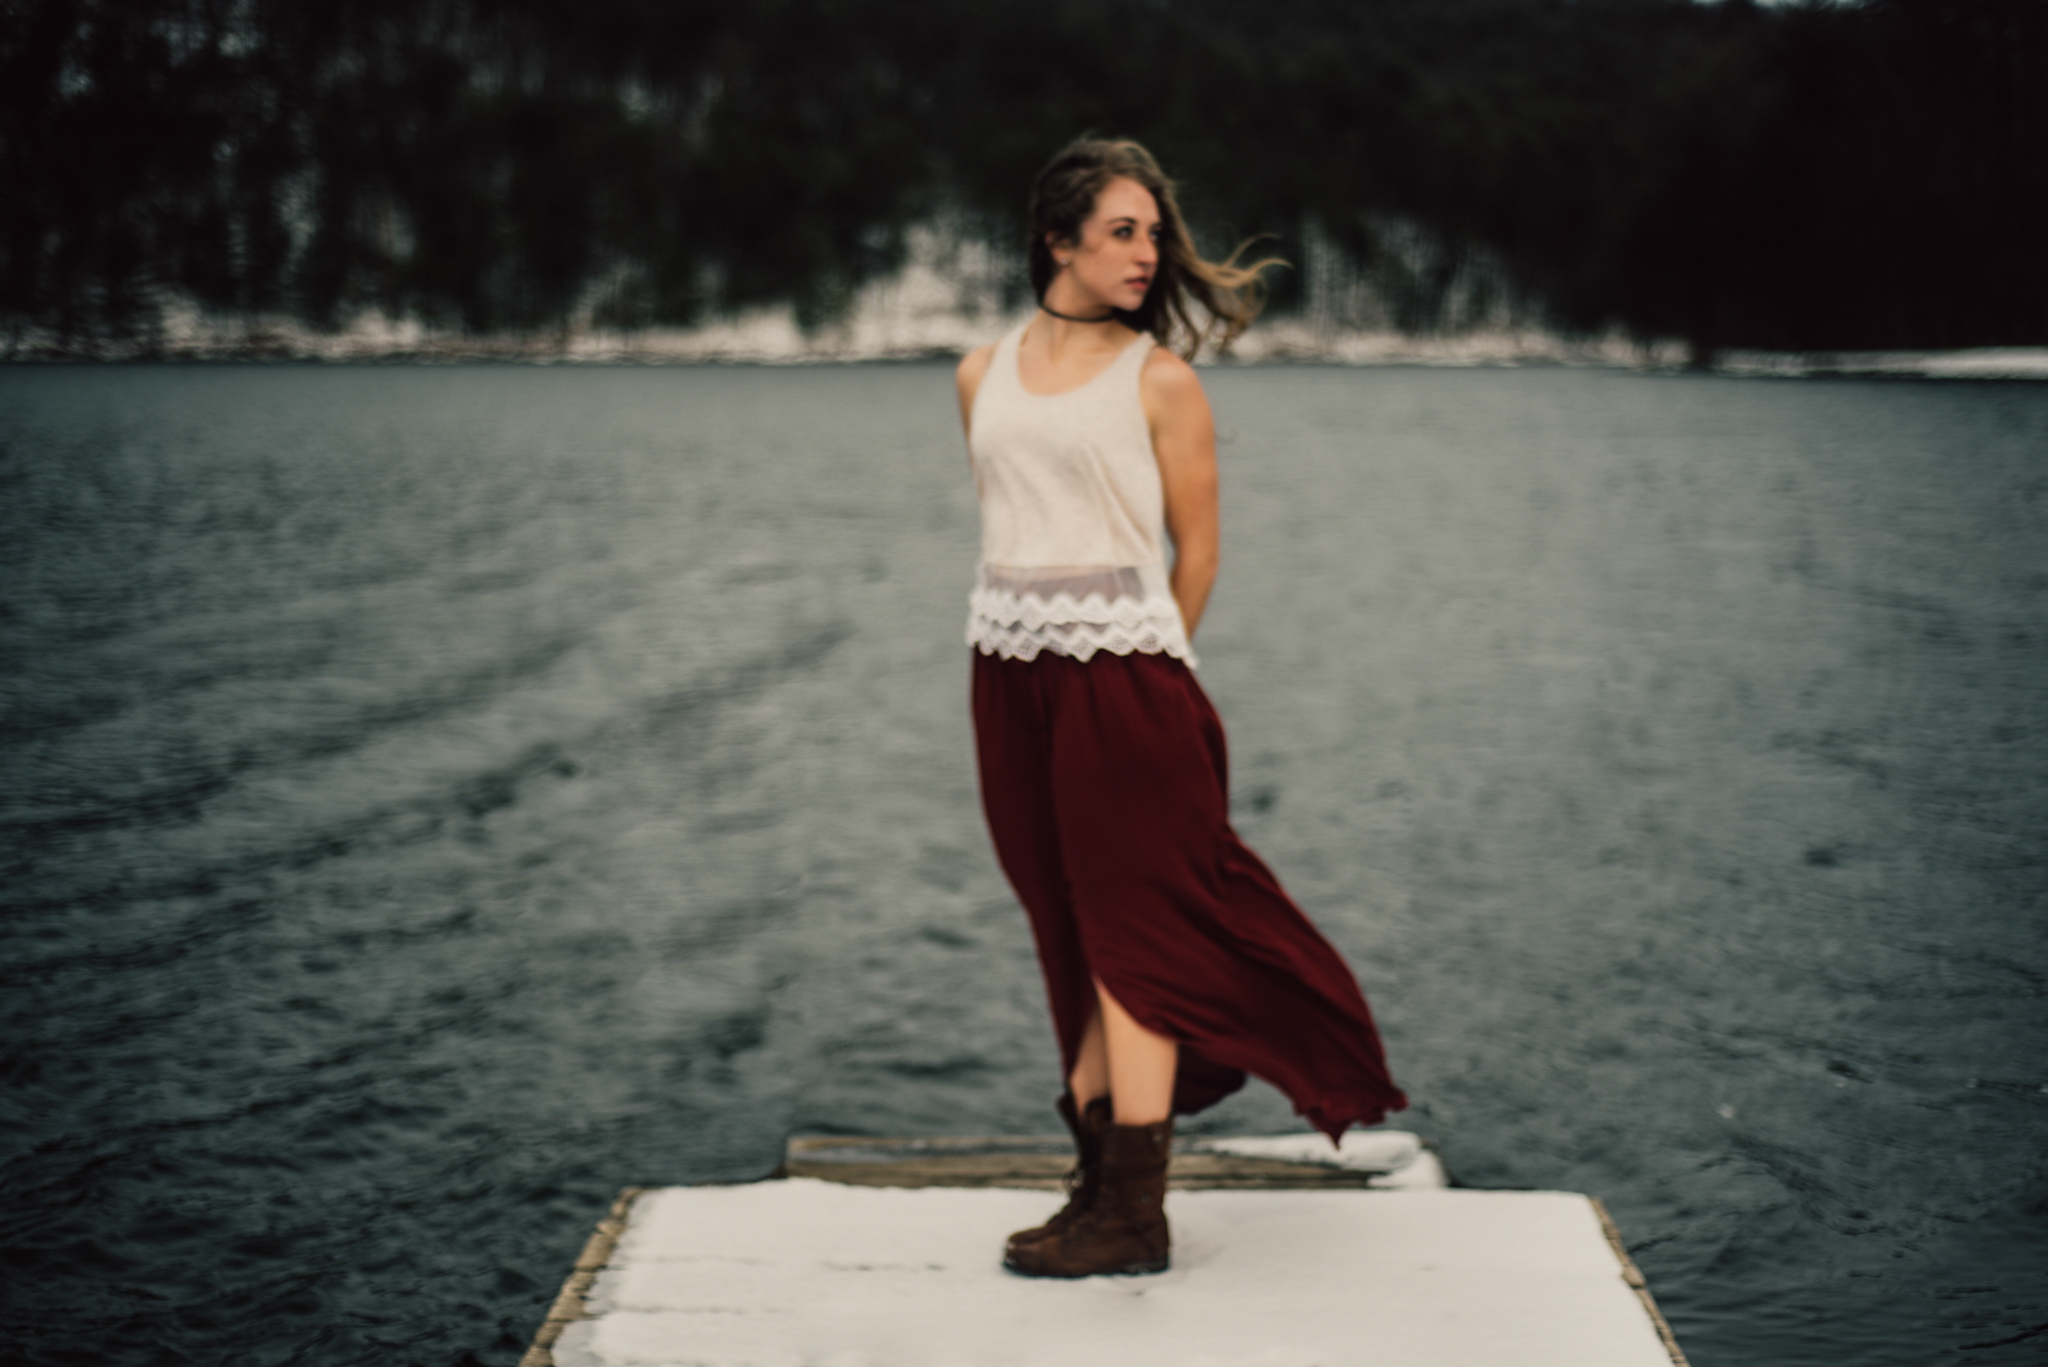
1141 349 1220 640
955 344 995 452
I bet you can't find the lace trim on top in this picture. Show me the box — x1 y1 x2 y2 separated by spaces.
966 564 1197 666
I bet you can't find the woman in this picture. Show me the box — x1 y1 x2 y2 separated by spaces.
956 138 1407 1279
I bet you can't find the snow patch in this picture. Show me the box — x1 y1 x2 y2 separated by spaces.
552 1179 1674 1367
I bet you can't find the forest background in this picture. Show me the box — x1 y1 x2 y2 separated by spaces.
2 0 2043 362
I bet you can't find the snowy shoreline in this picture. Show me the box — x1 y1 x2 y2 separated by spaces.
7 227 2044 380
8 305 2043 380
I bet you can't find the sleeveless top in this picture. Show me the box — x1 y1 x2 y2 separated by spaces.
965 321 1198 666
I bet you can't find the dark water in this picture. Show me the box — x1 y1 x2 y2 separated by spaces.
1 362 2043 1367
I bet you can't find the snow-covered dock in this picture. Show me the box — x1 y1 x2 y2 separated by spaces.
522 1133 1686 1367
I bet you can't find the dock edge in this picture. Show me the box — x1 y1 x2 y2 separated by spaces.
1589 1196 1691 1367
520 1186 645 1367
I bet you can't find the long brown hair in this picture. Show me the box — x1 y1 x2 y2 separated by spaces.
1028 137 1283 359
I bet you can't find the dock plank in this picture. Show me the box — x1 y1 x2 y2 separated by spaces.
783 1131 1447 1190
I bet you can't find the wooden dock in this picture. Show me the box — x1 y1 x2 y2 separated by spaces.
523 1131 1686 1367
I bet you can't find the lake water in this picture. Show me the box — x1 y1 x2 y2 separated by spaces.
2 361 2043 1367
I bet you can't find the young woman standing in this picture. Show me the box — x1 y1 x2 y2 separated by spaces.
956 138 1407 1279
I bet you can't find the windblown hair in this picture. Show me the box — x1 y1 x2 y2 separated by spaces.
1028 137 1283 359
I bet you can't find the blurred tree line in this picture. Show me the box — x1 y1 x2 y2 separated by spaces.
2 0 2042 355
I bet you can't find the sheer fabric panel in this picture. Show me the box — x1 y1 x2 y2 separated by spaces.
966 563 1196 665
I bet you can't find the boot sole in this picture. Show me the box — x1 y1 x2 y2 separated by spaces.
1001 1254 1170 1278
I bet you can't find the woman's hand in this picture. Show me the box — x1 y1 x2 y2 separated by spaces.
1141 349 1220 640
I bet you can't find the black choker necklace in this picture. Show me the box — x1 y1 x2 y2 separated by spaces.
1040 301 1117 324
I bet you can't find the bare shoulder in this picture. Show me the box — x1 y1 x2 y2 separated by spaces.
956 342 997 402
1140 345 1213 429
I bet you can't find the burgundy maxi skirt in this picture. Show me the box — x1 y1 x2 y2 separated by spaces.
971 647 1407 1140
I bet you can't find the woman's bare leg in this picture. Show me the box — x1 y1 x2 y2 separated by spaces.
1094 977 1177 1125
1067 1010 1109 1105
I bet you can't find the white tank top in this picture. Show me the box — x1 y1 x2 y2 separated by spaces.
965 320 1197 666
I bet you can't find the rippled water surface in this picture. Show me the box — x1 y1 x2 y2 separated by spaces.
2 362 2044 1366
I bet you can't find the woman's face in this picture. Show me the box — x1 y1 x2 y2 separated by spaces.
1054 176 1161 312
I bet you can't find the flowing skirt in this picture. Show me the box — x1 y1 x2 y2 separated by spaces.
970 648 1407 1139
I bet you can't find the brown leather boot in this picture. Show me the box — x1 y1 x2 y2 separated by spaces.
1005 1094 1113 1255
1003 1118 1172 1277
